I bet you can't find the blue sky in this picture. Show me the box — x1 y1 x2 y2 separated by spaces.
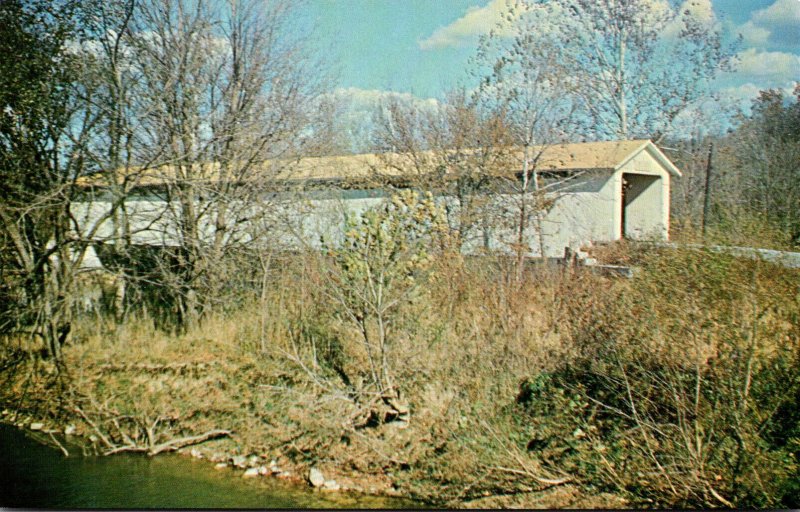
304 0 799 110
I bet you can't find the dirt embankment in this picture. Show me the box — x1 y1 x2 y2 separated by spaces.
0 271 610 508
0 352 408 501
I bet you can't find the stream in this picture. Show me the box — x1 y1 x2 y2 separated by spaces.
0 424 418 509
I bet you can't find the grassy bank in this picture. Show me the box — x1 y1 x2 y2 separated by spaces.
1 244 798 508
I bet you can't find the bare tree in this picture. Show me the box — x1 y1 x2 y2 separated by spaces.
730 87 800 244
473 5 577 274
71 0 156 323
493 0 735 142
0 0 134 365
666 87 800 247
373 89 515 252
121 0 330 328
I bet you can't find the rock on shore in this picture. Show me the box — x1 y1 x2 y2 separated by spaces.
308 467 325 488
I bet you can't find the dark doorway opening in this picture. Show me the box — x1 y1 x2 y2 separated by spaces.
621 173 661 239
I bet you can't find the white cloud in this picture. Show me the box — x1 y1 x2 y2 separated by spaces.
422 0 725 51
715 48 799 110
662 0 719 41
751 0 800 27
718 82 798 111
737 0 800 49
679 0 715 23
739 21 771 48
322 88 442 152
418 0 510 51
722 0 800 106
719 83 768 103
734 48 800 83
329 87 440 112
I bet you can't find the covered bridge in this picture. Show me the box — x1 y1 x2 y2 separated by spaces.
75 139 681 263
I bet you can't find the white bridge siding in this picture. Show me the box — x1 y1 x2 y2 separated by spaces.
73 141 679 263
73 172 641 260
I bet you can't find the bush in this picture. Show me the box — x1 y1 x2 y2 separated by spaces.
313 190 451 422
515 248 800 507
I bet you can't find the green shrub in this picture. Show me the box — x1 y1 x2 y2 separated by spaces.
515 248 800 507
320 190 449 405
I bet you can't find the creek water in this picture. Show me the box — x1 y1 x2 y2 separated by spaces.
0 424 417 509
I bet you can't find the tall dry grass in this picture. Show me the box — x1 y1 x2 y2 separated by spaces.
1 243 797 508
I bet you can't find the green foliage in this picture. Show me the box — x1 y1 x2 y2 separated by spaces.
330 190 449 295
0 0 85 199
321 190 450 398
323 189 450 333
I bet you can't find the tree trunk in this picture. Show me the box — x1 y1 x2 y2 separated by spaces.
516 145 531 281
702 142 714 238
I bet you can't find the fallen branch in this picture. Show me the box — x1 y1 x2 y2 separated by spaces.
104 429 232 456
478 418 574 490
449 469 494 506
707 484 734 508
348 428 409 467
104 443 139 456
490 465 572 487
456 484 545 505
48 431 70 457
97 362 215 374
73 406 115 450
147 429 232 456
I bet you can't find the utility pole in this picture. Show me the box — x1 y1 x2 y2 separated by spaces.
702 142 714 238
